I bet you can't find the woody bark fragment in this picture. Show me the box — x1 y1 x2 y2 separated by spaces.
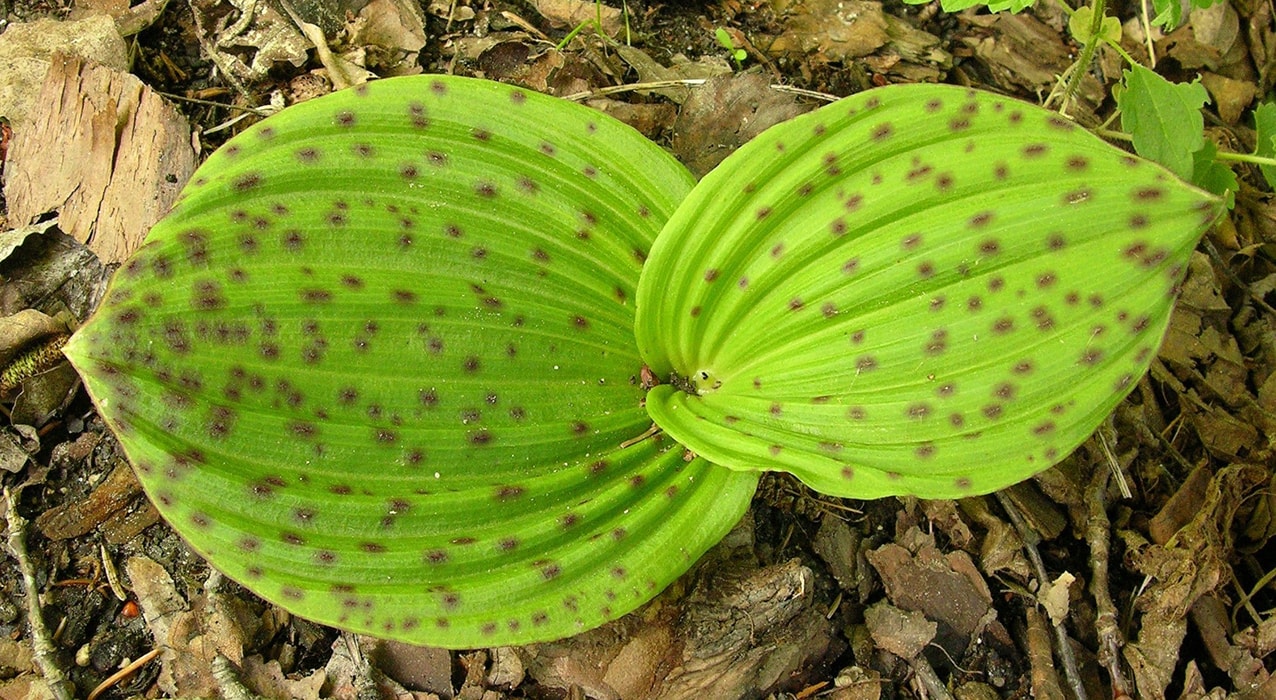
3 52 195 265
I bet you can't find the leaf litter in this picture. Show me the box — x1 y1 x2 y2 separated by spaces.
0 1 1273 699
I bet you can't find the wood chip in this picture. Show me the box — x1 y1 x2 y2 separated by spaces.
4 52 195 265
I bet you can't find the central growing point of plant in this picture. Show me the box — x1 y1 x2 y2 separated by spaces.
63 75 1222 648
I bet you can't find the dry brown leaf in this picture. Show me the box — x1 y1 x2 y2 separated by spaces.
200 0 311 81
530 0 622 37
1149 463 1214 545
126 556 212 697
920 499 974 550
770 0 890 62
278 1 376 90
1200 72 1255 124
1037 572 1075 626
965 13 1104 119
1124 464 1267 699
614 45 733 104
1182 391 1259 460
347 0 428 76
671 73 809 178
0 425 38 474
0 310 65 370
34 460 154 541
241 655 327 700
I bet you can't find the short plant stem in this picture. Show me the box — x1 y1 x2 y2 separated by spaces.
1093 127 1140 144
4 487 75 700
1214 151 1276 167
555 21 589 51
996 491 1090 700
1103 38 1138 66
1059 0 1106 115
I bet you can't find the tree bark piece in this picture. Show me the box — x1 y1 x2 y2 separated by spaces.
3 52 195 265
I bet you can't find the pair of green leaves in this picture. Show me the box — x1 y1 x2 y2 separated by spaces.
64 75 1221 647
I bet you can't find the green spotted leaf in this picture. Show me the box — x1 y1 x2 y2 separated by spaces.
63 75 759 648
635 84 1223 500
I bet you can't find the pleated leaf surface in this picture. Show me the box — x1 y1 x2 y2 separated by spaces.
64 75 759 647
636 84 1223 500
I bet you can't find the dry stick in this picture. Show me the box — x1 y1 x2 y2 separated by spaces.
1025 606 1067 700
909 654 956 700
995 491 1089 700
3 487 75 700
1085 466 1134 699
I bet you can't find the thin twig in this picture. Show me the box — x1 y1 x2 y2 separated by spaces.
560 80 841 104
1085 467 1134 699
4 487 75 700
561 78 708 101
1096 425 1132 499
996 491 1089 700
86 646 162 700
153 91 274 116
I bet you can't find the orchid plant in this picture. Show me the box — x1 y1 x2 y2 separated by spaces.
64 75 1221 647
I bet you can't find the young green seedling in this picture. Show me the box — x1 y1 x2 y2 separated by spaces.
64 75 1222 648
715 27 748 69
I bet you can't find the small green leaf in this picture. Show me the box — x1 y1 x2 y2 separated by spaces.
1118 64 1208 180
1151 0 1225 30
1068 6 1121 44
64 75 758 648
1253 101 1276 189
1149 0 1183 29
1191 140 1237 207
715 27 747 65
715 27 733 51
926 0 1035 13
636 84 1222 500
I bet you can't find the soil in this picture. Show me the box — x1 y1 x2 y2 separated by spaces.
0 0 1274 699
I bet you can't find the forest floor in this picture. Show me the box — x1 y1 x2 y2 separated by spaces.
0 0 1274 698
